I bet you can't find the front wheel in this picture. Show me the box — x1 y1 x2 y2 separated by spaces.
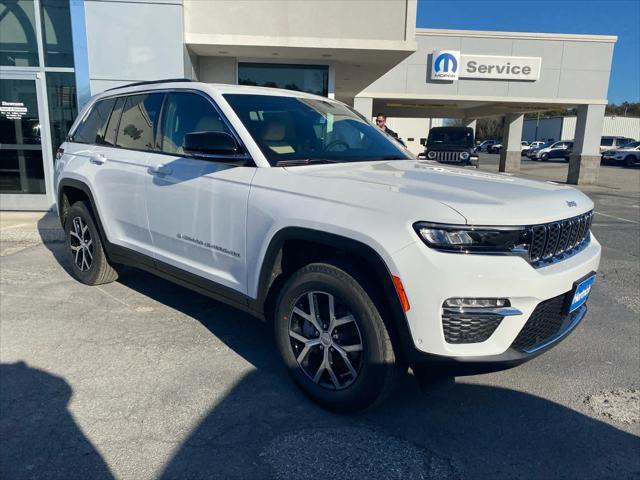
274 262 400 412
541 153 549 161
625 155 637 168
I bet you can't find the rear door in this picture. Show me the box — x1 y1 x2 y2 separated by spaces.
144 91 255 295
90 93 163 259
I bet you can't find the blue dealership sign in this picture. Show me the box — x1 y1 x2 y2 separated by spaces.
431 50 461 80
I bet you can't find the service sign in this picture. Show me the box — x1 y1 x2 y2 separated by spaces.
431 51 541 82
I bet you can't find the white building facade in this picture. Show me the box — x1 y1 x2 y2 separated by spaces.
0 0 620 210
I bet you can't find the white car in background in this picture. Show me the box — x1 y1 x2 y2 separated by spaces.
54 80 601 412
600 136 634 153
602 141 640 167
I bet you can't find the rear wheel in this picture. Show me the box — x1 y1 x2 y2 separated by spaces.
64 201 118 285
274 262 400 412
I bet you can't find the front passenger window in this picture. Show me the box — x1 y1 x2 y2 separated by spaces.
160 92 232 155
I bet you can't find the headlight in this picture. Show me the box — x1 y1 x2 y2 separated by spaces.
414 222 530 254
427 150 437 160
460 151 470 160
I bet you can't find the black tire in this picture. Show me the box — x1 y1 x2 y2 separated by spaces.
625 155 637 168
541 153 549 161
274 261 400 413
64 201 118 285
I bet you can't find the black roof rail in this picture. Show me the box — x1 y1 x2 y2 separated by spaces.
105 78 195 92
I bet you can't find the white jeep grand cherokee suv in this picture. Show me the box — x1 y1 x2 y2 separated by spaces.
55 80 601 412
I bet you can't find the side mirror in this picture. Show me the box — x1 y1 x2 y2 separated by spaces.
420 138 427 146
183 131 240 158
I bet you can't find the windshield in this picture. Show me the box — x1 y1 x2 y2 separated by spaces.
621 141 640 149
427 129 474 147
223 94 410 166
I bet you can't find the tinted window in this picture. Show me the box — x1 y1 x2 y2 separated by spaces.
46 72 77 152
116 94 163 151
224 94 409 166
160 92 231 155
0 0 40 66
238 63 329 96
427 129 474 147
601 137 614 146
72 97 116 144
103 97 125 146
39 0 74 67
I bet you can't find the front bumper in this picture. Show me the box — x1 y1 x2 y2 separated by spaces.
390 234 601 362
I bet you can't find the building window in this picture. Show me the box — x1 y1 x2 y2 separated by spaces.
0 78 45 194
45 72 77 153
39 0 74 67
238 63 329 97
0 0 40 66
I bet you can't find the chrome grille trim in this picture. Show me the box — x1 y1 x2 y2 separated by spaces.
434 151 462 162
529 211 593 267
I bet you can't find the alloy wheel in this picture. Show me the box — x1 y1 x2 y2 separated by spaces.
288 291 364 390
69 216 93 271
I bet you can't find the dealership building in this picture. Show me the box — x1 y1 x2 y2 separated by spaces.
1 0 623 210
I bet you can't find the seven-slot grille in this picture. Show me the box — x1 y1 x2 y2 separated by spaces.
433 151 463 162
528 211 593 266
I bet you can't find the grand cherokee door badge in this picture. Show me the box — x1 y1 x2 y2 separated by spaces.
176 233 240 258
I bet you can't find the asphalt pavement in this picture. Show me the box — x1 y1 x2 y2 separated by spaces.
1 157 638 479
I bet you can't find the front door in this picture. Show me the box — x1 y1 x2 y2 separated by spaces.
144 91 255 296
0 72 53 209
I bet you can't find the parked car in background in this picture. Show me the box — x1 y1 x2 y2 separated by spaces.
526 142 550 159
487 142 502 154
476 139 499 152
422 126 479 167
534 141 573 161
602 141 640 167
600 136 634 153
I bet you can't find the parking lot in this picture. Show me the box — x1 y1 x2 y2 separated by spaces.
1 158 639 480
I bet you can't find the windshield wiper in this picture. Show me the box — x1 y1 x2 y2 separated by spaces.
275 158 339 167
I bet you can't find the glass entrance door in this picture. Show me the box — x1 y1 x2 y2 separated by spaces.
0 72 52 210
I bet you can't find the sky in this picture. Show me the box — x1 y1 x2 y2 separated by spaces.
417 0 640 104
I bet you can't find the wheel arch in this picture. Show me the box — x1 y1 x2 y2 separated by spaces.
255 227 414 362
57 178 109 246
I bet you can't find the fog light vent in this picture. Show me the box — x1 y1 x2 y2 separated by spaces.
442 298 520 344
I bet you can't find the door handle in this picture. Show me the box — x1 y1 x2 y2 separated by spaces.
89 153 106 165
150 164 172 176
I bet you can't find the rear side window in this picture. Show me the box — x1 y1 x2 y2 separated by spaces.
72 97 116 144
115 93 163 151
103 97 125 146
601 137 613 146
160 92 232 155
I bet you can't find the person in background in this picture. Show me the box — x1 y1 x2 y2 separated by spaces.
375 113 398 138
375 113 406 147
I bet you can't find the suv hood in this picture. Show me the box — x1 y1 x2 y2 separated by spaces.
284 160 593 225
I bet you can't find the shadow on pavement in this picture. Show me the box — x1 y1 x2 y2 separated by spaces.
0 362 114 480
117 270 640 480
34 221 640 479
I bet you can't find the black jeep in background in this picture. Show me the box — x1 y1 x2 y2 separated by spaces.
420 126 479 167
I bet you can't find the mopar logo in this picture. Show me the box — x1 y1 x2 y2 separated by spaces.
434 52 458 74
431 50 461 81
